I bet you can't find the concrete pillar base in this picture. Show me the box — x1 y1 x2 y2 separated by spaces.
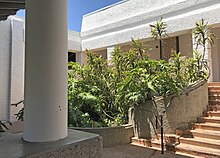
0 130 103 158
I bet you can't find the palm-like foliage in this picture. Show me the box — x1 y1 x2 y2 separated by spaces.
150 17 168 59
150 17 168 40
131 38 150 59
0 121 11 132
193 18 216 61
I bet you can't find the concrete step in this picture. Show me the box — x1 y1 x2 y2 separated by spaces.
151 139 163 149
208 90 220 96
193 123 220 131
203 116 220 124
208 86 220 90
175 151 206 158
156 134 180 144
130 137 167 152
209 94 220 97
208 105 220 111
176 143 220 157
207 111 220 117
130 137 151 147
209 99 220 105
179 137 220 150
208 82 220 87
191 129 220 140
151 137 179 152
209 95 220 101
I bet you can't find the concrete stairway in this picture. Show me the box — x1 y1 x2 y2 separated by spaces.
131 82 220 157
175 82 220 157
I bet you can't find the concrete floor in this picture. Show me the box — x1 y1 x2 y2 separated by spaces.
103 144 191 158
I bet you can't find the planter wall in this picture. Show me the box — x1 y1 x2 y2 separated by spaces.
71 124 134 148
129 81 208 139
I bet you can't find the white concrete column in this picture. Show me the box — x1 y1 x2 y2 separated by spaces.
107 46 115 61
78 52 87 65
209 28 220 82
0 19 11 122
23 0 68 142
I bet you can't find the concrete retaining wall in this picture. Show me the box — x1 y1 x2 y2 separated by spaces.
129 81 208 139
71 124 134 148
163 81 208 132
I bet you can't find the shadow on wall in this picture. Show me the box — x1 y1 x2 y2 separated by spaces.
129 100 159 139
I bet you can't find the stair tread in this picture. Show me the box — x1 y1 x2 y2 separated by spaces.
208 82 220 84
208 90 220 92
208 111 220 113
191 129 220 135
209 99 220 101
180 137 220 145
156 133 180 139
157 133 178 137
151 139 164 144
176 143 220 156
208 85 220 88
195 122 220 127
131 137 150 141
203 116 220 120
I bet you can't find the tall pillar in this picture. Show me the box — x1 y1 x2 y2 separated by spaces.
23 0 68 142
209 28 220 82
79 52 87 65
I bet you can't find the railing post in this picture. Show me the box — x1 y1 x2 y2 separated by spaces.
160 114 164 154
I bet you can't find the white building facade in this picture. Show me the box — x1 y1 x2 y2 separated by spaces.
81 0 220 82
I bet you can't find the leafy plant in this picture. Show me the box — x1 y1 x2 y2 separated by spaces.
150 17 168 40
150 17 168 59
0 121 11 132
193 18 215 61
15 107 24 121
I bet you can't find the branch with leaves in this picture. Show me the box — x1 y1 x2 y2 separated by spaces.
150 17 168 59
193 18 216 61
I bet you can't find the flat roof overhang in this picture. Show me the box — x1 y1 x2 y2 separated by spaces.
0 0 25 21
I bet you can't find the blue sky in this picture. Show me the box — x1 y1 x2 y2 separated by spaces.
16 0 121 32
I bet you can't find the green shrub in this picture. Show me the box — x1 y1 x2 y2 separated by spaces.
68 47 208 127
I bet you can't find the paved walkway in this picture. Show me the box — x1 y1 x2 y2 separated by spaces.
103 144 191 158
